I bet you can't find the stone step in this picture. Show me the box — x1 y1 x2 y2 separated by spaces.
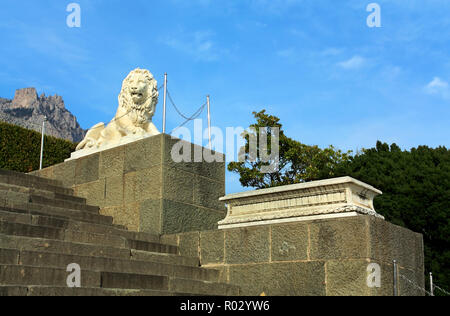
0 220 178 253
0 209 33 226
100 272 238 295
0 202 113 226
29 195 97 213
0 169 241 296
127 239 177 254
17 250 218 281
0 248 19 264
0 220 126 248
0 237 196 269
0 286 194 296
0 170 73 196
0 232 177 260
0 182 86 205
0 189 98 214
0 220 63 240
0 265 237 296
0 183 53 201
0 234 130 260
0 169 62 187
0 264 101 287
53 192 86 205
0 209 162 246
168 278 240 296
130 250 199 268
0 224 196 267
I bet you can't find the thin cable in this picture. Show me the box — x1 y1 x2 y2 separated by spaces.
167 90 195 121
171 103 207 134
399 274 433 296
434 284 450 296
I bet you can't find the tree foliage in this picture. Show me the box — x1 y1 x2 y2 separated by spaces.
0 121 76 172
333 141 450 294
228 110 352 189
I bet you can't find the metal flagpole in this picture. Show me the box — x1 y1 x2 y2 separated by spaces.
163 73 168 134
39 116 46 170
430 272 434 296
207 95 211 150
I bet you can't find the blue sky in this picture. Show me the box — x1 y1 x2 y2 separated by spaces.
0 0 449 193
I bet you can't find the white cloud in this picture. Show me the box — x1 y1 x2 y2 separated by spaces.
424 77 450 98
337 56 366 70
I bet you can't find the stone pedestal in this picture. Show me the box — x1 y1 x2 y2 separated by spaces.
162 216 425 296
160 177 425 296
32 134 226 234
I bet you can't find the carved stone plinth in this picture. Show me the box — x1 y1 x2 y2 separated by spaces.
218 177 384 229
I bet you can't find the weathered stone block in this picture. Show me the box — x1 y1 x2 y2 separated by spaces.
123 171 137 204
309 216 369 260
368 217 423 271
271 223 308 262
124 135 161 173
194 177 225 211
135 167 162 202
75 155 99 185
228 262 326 296
162 167 194 204
162 137 195 173
36 165 54 181
52 160 76 188
159 234 178 247
225 226 270 264
162 200 224 234
139 199 162 234
193 160 225 182
99 146 124 179
74 179 105 207
178 232 200 258
104 176 124 207
326 259 371 296
122 203 141 232
200 230 225 265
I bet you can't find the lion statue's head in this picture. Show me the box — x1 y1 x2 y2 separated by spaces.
118 68 159 124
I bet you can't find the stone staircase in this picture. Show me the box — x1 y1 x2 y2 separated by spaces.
0 169 239 296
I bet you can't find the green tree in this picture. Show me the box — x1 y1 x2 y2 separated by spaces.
0 121 76 172
227 110 352 189
333 141 450 294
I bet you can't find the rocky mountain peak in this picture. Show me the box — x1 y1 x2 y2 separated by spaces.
0 87 86 143
11 88 38 109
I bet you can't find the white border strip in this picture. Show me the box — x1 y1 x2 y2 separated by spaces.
218 212 359 230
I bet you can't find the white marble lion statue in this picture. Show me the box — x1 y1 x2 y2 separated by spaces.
76 68 160 152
